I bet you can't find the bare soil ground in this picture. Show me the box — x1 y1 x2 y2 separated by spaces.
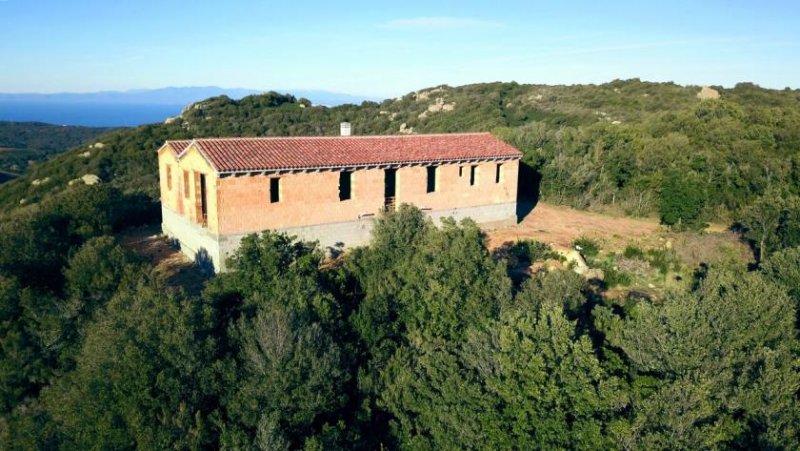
116 203 752 298
489 202 663 252
488 202 754 300
119 225 207 295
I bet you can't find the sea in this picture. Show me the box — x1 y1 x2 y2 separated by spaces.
0 102 184 127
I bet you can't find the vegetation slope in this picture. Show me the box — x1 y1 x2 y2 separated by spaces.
1 79 799 449
0 121 110 177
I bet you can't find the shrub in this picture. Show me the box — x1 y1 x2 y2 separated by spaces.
623 245 645 259
494 240 560 270
515 240 558 263
645 249 676 275
659 170 707 229
573 236 600 259
605 266 633 287
596 259 633 287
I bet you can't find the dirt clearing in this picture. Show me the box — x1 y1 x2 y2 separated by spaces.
489 202 662 252
119 225 207 295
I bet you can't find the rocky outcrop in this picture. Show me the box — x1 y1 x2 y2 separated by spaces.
68 174 101 186
415 87 445 101
399 123 414 134
559 249 589 274
418 97 456 119
697 86 720 100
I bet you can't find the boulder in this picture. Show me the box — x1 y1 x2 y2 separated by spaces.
584 268 605 281
559 249 589 274
81 174 101 185
399 123 414 134
697 87 720 100
427 97 456 113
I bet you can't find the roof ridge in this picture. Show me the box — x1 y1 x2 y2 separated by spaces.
192 132 491 141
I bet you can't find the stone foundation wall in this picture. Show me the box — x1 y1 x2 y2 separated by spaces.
161 205 222 270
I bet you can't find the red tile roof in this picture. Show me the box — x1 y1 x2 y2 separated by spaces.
171 140 193 153
165 133 521 173
162 140 192 154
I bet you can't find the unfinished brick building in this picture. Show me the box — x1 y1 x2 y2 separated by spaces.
157 128 522 271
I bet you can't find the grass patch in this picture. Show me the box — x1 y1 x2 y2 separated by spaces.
596 258 633 287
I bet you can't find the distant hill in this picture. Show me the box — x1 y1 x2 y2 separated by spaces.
0 121 110 178
1 80 798 223
0 87 381 126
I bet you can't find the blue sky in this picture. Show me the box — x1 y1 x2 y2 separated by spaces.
1 0 798 98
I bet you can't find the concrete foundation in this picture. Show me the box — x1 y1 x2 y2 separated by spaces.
161 206 223 270
162 202 517 272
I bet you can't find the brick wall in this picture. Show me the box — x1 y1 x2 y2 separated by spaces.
216 159 519 235
158 144 220 232
159 142 520 237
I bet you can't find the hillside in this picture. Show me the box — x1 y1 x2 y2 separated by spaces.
0 87 380 126
0 121 110 178
2 80 800 449
1 79 799 224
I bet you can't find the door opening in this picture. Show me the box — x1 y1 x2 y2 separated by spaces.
384 169 396 212
199 173 208 226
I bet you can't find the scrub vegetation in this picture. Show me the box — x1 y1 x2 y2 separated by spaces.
1 79 799 449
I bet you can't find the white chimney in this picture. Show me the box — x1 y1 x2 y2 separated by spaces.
340 122 351 137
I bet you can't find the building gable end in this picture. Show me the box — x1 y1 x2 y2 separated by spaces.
176 142 219 174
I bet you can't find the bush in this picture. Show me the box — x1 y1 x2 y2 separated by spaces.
573 236 600 259
659 170 707 229
497 239 559 266
622 245 678 276
597 259 633 287
645 249 676 275
623 245 645 259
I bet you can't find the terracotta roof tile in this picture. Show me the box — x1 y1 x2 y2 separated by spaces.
165 140 192 154
166 132 521 173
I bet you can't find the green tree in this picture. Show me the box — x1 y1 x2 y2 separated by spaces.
42 271 216 449
219 303 348 449
607 269 800 448
738 190 800 262
659 170 707 228
760 246 800 323
204 231 352 449
59 236 136 365
380 283 626 449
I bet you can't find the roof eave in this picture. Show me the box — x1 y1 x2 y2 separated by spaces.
216 154 521 176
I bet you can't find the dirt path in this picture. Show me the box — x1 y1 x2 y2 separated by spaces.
489 202 663 252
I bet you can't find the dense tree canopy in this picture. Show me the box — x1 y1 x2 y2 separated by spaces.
1 201 799 449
